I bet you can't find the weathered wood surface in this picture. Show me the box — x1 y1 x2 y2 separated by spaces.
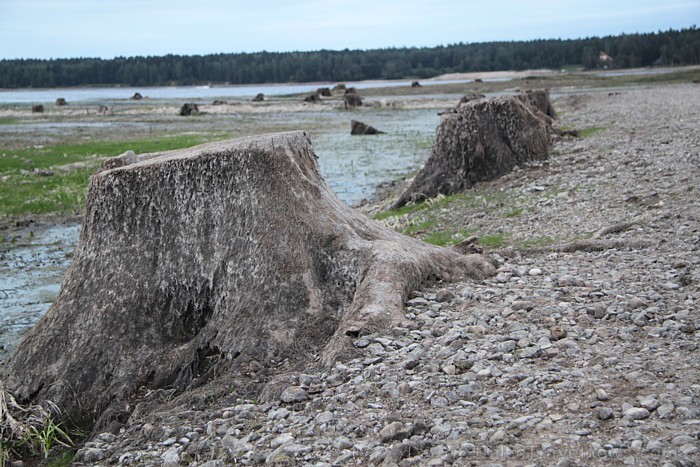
393 94 552 208
3 131 494 429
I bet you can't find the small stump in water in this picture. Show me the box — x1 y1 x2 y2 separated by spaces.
179 103 199 116
351 120 385 135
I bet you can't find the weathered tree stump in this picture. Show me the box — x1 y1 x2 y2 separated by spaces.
344 93 363 109
393 94 551 208
411 81 422 87
351 120 385 135
517 89 556 119
2 132 494 430
252 93 264 102
179 103 199 116
131 92 143 100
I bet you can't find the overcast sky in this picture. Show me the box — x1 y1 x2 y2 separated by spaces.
0 0 697 60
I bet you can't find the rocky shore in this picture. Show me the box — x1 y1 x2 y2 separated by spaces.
61 84 700 466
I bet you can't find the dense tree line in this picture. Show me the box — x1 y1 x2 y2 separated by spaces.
1 27 698 88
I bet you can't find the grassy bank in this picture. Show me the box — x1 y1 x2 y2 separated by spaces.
0 134 223 219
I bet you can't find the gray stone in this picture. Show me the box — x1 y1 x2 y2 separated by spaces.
280 386 308 403
596 407 614 420
638 395 660 411
625 407 651 420
161 447 181 467
671 435 695 446
520 346 542 359
379 422 412 443
657 403 675 418
333 436 353 450
679 444 698 456
77 448 107 463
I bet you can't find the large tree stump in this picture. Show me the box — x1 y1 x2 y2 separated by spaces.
2 132 494 430
393 94 551 208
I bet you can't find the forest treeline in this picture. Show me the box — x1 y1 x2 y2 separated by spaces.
1 27 698 88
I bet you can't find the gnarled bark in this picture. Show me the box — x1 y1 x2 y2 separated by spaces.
2 132 494 430
393 94 551 208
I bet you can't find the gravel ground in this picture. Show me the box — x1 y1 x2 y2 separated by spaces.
66 83 699 466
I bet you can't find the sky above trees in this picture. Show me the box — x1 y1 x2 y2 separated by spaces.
1 0 698 60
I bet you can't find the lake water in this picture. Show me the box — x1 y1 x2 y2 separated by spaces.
0 78 480 105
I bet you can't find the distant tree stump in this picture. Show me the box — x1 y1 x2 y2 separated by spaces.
55 98 68 106
393 94 552 208
351 120 385 135
179 103 199 116
2 132 494 431
252 93 264 102
344 93 363 109
131 92 143 100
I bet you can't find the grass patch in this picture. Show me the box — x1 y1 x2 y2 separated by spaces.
0 134 215 172
0 134 225 218
0 117 21 125
401 219 436 236
578 127 604 138
500 207 523 218
478 234 506 249
373 192 478 220
423 228 475 247
520 236 556 249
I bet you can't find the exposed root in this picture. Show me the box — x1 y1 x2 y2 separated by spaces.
591 220 643 239
512 238 652 255
0 380 55 460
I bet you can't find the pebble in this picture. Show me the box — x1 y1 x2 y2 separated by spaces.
379 422 412 443
596 407 614 420
280 386 307 403
625 407 651 420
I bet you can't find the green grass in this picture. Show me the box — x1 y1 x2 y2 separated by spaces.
478 234 506 249
520 236 556 249
0 134 215 171
400 219 436 236
578 127 605 138
373 192 478 220
0 117 21 125
0 134 224 218
500 207 523 218
423 228 476 247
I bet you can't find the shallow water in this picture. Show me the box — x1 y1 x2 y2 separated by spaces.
0 78 482 105
0 223 80 357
